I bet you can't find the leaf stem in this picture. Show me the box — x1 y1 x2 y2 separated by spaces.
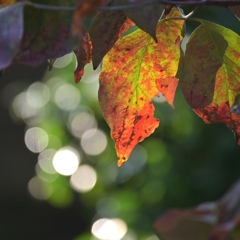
25 1 75 11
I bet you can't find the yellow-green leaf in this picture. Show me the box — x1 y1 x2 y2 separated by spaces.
179 20 240 143
99 8 184 166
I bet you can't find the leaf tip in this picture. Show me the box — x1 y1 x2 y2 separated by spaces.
117 157 127 167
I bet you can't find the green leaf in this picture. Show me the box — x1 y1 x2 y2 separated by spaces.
179 20 240 143
0 2 24 69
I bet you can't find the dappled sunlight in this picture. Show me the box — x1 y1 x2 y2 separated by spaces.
70 164 97 193
91 218 127 240
52 147 80 176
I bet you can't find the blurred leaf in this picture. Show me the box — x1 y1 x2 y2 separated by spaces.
122 0 164 41
89 0 134 69
0 2 24 69
154 208 215 240
154 180 240 240
15 0 79 66
74 34 92 83
179 20 240 144
99 8 184 166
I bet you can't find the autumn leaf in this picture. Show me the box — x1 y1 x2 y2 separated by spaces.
99 8 184 166
89 0 134 69
0 2 24 70
179 20 240 144
14 0 80 66
74 34 92 83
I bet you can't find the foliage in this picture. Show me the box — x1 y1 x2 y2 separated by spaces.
1 0 240 239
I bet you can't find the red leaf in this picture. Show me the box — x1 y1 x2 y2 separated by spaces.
74 34 92 83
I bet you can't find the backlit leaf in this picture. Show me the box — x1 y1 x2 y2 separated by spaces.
0 2 24 69
89 0 134 69
99 8 184 166
179 20 240 143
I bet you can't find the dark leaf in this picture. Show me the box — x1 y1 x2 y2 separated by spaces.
74 34 92 83
89 0 134 69
15 0 80 66
0 2 24 69
122 0 164 41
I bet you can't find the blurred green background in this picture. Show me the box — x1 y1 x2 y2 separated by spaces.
0 5 239 240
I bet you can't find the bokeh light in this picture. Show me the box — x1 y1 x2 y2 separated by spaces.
24 127 49 153
81 129 107 156
53 52 73 68
69 110 97 138
52 147 80 176
53 83 81 111
38 149 57 174
28 176 52 200
26 82 50 108
91 218 127 240
70 164 97 193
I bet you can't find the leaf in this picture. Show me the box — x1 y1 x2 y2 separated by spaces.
154 208 216 240
229 5 240 20
89 0 134 69
154 180 240 240
0 2 24 70
72 0 107 35
99 8 184 166
122 0 165 41
179 20 240 144
74 34 92 83
15 0 80 66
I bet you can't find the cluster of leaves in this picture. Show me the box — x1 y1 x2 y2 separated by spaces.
1 0 240 168
1 0 240 239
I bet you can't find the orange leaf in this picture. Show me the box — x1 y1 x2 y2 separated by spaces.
99 8 184 166
179 20 240 144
